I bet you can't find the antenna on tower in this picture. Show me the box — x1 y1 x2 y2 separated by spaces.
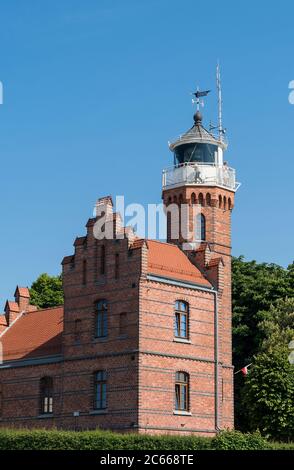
216 61 223 141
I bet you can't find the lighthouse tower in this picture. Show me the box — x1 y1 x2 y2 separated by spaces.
162 92 239 428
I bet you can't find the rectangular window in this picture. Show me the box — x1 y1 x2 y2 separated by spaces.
94 371 107 410
95 300 108 338
40 377 53 415
119 312 127 336
174 301 189 339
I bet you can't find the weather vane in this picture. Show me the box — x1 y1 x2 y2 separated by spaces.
191 88 211 111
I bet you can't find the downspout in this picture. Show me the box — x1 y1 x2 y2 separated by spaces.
213 290 220 432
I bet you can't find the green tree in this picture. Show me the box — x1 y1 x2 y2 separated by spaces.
232 257 294 431
258 297 294 352
232 257 294 366
241 347 294 440
30 273 63 309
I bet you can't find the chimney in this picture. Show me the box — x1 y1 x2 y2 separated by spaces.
4 301 20 326
14 286 30 312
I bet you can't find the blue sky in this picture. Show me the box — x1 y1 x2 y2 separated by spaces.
0 0 293 303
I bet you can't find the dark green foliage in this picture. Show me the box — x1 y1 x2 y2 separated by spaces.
210 430 268 450
232 257 294 366
0 429 275 450
232 257 294 433
29 273 63 309
241 348 294 441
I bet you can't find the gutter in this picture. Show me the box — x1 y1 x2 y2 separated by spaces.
146 274 220 432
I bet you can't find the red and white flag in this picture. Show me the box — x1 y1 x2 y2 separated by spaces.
241 366 248 376
234 363 252 376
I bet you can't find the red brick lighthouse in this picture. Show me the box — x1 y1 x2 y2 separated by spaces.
161 96 239 432
0 84 238 435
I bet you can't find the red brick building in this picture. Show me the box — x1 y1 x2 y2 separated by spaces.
0 108 238 435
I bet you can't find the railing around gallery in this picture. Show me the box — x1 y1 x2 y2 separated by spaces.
162 162 240 191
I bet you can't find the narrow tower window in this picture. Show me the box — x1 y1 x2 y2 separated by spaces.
95 300 108 338
219 195 222 208
174 301 189 339
223 196 227 210
175 372 189 412
196 213 206 241
198 193 204 206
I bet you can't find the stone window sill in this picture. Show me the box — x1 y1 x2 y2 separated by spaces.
89 409 108 415
173 410 192 416
38 414 54 419
173 338 191 344
93 337 108 343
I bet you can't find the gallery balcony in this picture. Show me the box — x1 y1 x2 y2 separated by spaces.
162 162 240 192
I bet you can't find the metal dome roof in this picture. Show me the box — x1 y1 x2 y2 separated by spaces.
169 112 227 151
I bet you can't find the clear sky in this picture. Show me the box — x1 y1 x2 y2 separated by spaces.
0 0 293 303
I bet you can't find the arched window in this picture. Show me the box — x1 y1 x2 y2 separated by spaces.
40 377 53 415
174 301 189 339
191 193 196 204
95 300 108 338
206 193 211 206
94 371 107 410
196 213 206 241
175 372 189 411
173 195 177 204
198 193 204 206
223 196 227 210
228 197 232 210
219 195 222 208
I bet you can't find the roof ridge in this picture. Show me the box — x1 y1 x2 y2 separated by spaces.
146 239 179 248
26 305 64 314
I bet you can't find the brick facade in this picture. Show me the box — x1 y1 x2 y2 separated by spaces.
0 114 236 434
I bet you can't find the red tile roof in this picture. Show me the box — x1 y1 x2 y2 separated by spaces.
146 240 212 287
0 306 63 362
130 238 146 250
209 257 224 267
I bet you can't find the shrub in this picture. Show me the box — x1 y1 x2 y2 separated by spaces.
0 428 291 451
211 430 268 450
